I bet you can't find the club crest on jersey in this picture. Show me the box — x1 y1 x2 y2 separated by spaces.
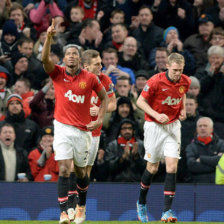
143 84 150 91
79 82 86 89
179 86 186 94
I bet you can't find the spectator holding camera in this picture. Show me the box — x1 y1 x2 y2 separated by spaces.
28 126 58 182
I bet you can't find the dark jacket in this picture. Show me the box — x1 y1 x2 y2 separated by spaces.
131 22 164 59
0 111 40 153
0 145 32 181
105 138 145 182
186 134 224 183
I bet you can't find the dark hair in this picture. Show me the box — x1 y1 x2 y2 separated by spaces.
18 37 34 46
186 93 198 103
156 47 169 56
138 5 152 14
0 123 15 133
110 9 125 18
116 76 131 84
16 77 31 90
102 48 118 57
82 18 99 29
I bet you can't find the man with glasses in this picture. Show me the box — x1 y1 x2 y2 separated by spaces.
104 118 145 182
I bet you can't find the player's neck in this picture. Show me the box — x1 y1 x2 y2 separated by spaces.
66 66 81 76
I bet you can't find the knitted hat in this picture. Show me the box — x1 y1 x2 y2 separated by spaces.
2 20 18 38
7 94 23 107
190 76 200 88
11 52 28 67
163 26 179 41
198 13 214 24
40 126 54 139
135 70 148 79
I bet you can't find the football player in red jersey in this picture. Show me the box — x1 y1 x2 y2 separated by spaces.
41 19 108 224
136 53 191 223
67 49 116 222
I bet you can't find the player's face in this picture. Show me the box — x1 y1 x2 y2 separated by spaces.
185 98 198 116
0 126 16 146
167 62 184 82
120 123 134 140
63 47 80 69
85 56 102 76
197 118 213 138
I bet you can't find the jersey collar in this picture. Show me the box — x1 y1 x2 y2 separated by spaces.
165 71 181 83
65 68 81 77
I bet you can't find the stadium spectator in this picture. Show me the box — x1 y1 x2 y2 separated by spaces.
104 23 128 52
33 30 47 60
0 20 20 71
195 45 224 138
0 93 39 153
134 70 149 97
41 20 108 224
67 18 103 51
105 118 145 182
149 26 196 76
136 53 191 223
9 2 37 40
178 94 200 183
216 154 224 184
184 13 214 69
103 9 125 43
29 78 55 128
17 36 48 90
0 66 12 121
148 47 168 77
13 77 34 118
0 0 11 27
118 36 150 72
186 117 224 183
102 47 135 85
104 96 142 144
0 123 31 181
29 0 64 36
28 126 58 182
152 0 195 40
188 76 200 97
131 5 164 59
209 27 224 47
49 44 63 66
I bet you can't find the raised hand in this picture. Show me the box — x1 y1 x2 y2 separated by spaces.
47 18 56 38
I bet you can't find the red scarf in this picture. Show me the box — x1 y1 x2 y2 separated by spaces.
117 135 136 149
78 0 97 19
112 40 123 51
197 134 213 145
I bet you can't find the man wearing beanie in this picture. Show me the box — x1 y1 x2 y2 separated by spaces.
0 93 39 153
0 20 20 70
28 126 59 182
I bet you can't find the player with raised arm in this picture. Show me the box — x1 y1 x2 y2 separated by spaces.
67 49 116 222
41 19 108 224
136 53 191 223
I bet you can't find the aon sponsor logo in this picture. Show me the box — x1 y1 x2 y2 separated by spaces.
91 96 99 104
162 96 182 105
65 90 85 103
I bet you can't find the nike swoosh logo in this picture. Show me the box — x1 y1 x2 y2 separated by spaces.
162 88 168 91
64 78 70 82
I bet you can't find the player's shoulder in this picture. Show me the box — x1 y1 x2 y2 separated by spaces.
181 74 191 85
100 72 112 82
148 72 165 83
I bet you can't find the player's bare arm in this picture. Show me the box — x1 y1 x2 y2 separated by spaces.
41 19 56 73
107 94 116 112
137 95 169 124
87 88 108 131
179 94 187 121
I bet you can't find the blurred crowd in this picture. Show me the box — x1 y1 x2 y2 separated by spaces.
0 0 224 184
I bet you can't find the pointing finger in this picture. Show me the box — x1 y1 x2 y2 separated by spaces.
51 18 55 28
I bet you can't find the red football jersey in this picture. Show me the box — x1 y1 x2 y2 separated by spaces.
141 72 191 124
48 65 103 131
91 73 114 136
